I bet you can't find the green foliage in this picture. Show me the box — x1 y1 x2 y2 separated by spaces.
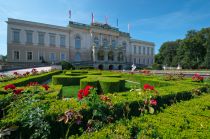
52 75 86 86
77 94 210 139
0 70 61 90
156 27 210 69
99 78 124 93
61 61 75 70
80 78 99 90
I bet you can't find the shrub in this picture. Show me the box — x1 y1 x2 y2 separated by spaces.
52 75 86 86
87 72 102 75
61 61 75 70
80 78 100 90
65 72 83 76
99 78 122 93
102 74 121 78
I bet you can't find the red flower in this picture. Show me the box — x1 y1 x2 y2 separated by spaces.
4 84 16 90
42 84 50 91
13 72 19 76
78 89 84 100
143 84 154 91
27 82 39 86
13 88 23 95
83 85 93 96
150 99 157 106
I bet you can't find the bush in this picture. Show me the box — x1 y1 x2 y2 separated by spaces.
99 78 122 93
87 72 102 75
52 75 86 86
60 61 75 70
65 72 84 76
71 70 88 74
80 78 100 90
102 74 121 78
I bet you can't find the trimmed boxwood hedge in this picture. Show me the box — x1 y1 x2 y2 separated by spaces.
102 74 121 78
80 77 125 93
87 72 102 75
99 78 122 93
80 78 99 89
71 70 88 74
76 94 210 139
52 75 86 86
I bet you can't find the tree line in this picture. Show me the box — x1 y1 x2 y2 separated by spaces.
155 27 210 69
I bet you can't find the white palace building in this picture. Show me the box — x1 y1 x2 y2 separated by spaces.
7 18 155 70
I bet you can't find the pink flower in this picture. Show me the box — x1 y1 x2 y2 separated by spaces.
150 99 157 106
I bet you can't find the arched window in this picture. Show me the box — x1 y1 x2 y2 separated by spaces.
75 36 81 49
103 38 108 47
122 42 126 49
111 40 116 48
98 50 104 61
94 37 99 47
108 51 114 61
75 52 81 61
118 52 123 61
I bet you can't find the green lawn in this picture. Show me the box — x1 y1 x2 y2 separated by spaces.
62 85 80 98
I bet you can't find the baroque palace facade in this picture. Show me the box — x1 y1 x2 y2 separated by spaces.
7 18 155 70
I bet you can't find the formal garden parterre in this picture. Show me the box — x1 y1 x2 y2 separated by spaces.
0 69 210 139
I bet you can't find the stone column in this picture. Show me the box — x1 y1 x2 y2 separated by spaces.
100 33 102 46
109 35 111 46
104 50 108 62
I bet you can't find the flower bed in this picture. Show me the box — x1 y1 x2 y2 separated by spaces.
0 70 209 138
76 93 210 138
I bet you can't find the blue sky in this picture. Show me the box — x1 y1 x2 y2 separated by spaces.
1 0 210 55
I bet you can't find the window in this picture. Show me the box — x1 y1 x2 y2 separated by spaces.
139 58 141 64
108 51 114 61
94 37 99 47
38 32 45 45
14 51 19 60
151 58 154 64
60 53 66 61
50 53 56 61
26 31 33 44
143 58 145 64
151 48 154 55
118 52 123 61
98 50 104 61
147 58 150 65
27 52 32 60
38 51 44 62
13 30 20 43
50 34 56 47
139 47 141 54
75 36 81 49
60 35 66 47
75 52 81 61
122 42 126 49
103 38 108 47
147 47 150 55
134 58 136 64
134 46 136 54
111 40 116 48
143 47 145 55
